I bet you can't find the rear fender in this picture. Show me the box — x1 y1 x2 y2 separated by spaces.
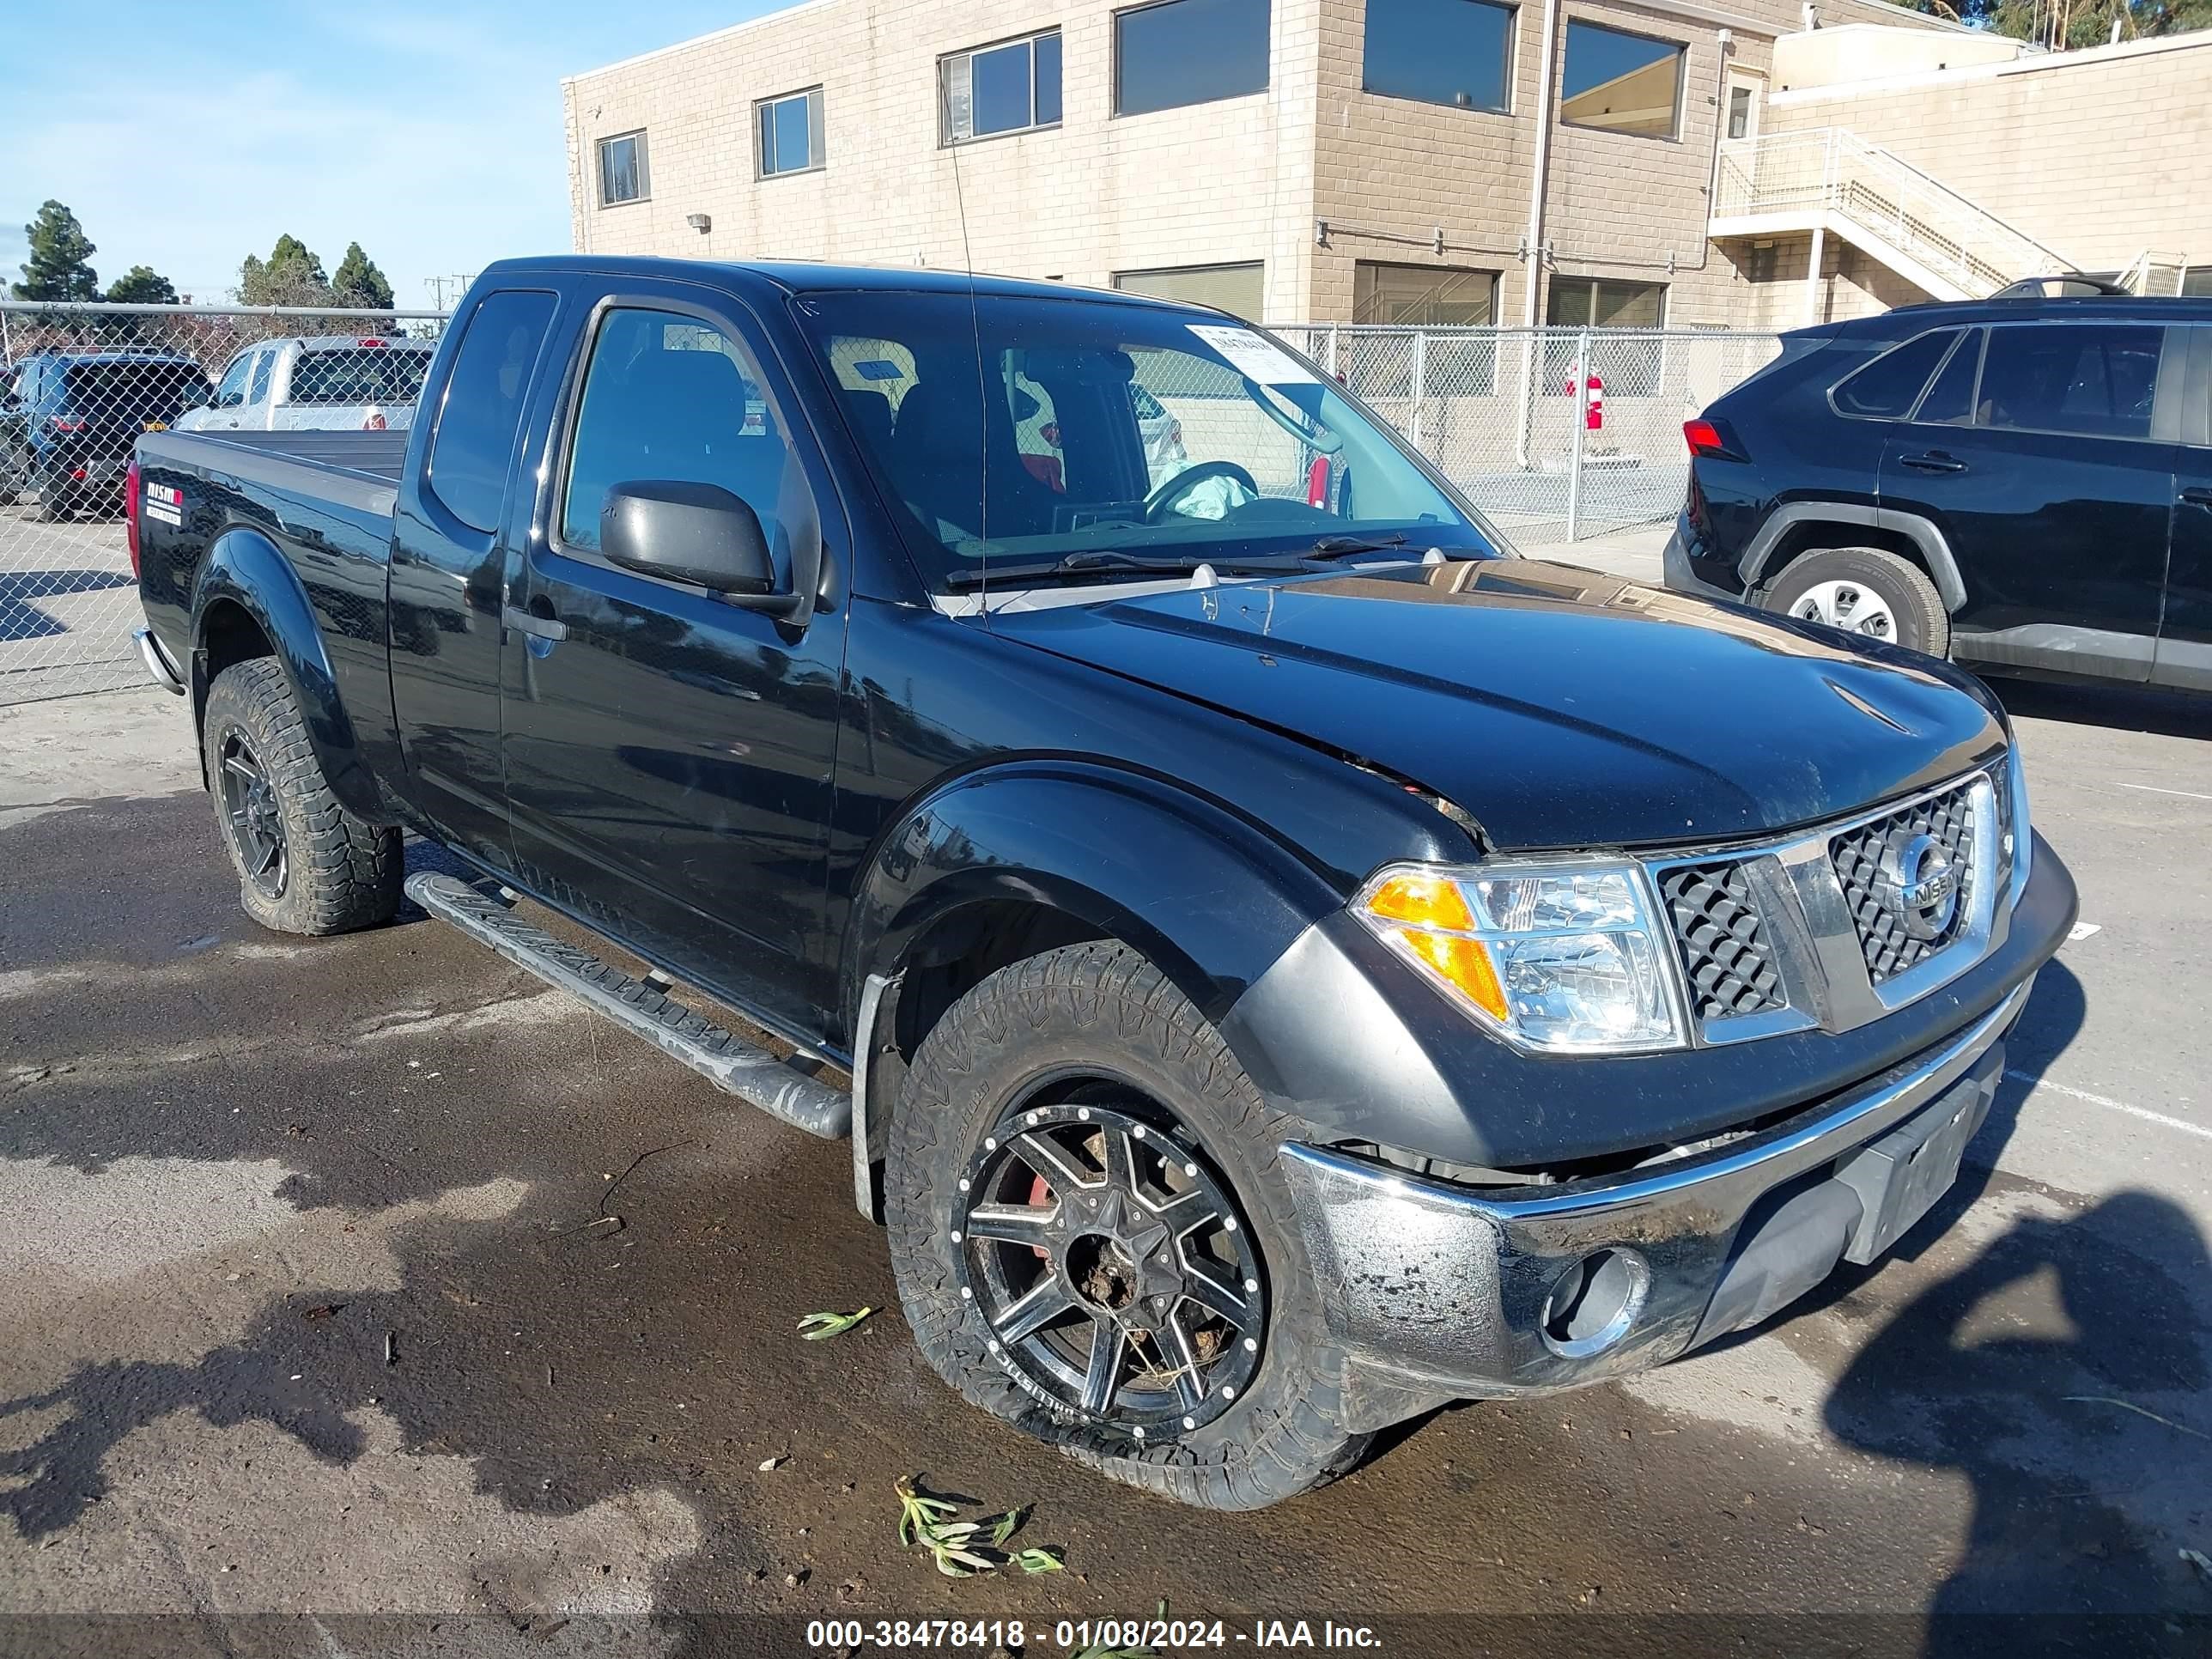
191 525 385 823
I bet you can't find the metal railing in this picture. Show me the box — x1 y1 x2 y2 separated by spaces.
2 302 448 706
1277 323 1784 546
3 304 1780 707
1713 127 2069 301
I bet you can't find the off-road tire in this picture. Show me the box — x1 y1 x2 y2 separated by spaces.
201 659 402 934
1765 545 1950 658
886 939 1371 1510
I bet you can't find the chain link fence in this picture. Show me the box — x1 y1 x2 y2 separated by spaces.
3 304 1779 708
1275 324 1785 547
1 302 448 707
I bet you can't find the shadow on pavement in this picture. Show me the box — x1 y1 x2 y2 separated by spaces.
1990 675 2212 742
1826 1189 2212 1656
0 568 136 642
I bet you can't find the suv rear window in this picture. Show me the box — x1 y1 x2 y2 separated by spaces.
58 360 204 422
290 345 434 406
1831 330 1959 419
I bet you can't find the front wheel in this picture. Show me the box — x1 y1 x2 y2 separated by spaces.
1764 546 1950 658
201 659 402 935
885 940 1370 1510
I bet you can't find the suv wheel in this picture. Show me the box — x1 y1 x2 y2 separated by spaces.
1765 547 1949 658
202 659 403 934
885 940 1370 1510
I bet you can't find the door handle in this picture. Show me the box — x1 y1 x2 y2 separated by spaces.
501 604 567 642
2182 487 2212 508
1899 452 1967 474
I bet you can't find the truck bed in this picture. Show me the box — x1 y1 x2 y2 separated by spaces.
138 427 409 515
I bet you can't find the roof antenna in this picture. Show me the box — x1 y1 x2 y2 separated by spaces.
939 70 990 620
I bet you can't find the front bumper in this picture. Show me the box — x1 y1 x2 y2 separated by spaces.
1279 974 2026 1401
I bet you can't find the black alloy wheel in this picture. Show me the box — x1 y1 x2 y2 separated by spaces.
955 1091 1266 1437
218 731 289 899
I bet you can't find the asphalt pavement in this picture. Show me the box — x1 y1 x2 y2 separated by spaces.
3 612 2210 1656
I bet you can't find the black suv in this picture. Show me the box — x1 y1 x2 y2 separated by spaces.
1666 296 2212 694
1 350 208 520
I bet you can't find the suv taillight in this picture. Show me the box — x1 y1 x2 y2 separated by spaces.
1683 418 1742 461
125 457 143 578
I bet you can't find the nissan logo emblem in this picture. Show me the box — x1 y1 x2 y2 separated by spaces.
1881 831 1960 941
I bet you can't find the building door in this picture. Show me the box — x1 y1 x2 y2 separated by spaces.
1723 70 1762 143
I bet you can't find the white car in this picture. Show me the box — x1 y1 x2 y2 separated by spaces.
178 335 437 433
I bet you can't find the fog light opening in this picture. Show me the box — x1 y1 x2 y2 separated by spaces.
1541 1247 1650 1358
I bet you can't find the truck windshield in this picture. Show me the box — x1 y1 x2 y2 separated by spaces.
791 289 1498 591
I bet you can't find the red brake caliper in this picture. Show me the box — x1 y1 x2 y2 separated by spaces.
1027 1175 1053 1260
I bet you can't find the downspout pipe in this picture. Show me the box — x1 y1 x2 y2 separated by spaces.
1516 0 1562 469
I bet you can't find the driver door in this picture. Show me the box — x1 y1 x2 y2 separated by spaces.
501 283 849 1031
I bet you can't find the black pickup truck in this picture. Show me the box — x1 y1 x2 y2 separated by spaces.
131 257 2075 1510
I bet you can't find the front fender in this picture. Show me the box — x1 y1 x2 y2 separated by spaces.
192 526 386 824
842 759 1347 1038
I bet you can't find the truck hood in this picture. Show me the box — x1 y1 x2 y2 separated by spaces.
991 559 2007 852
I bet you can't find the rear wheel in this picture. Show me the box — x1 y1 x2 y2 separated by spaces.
886 940 1369 1510
1765 546 1949 658
201 659 402 935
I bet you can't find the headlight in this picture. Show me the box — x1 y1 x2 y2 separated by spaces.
1355 860 1685 1054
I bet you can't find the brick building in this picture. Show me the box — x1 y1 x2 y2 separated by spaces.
561 0 2210 329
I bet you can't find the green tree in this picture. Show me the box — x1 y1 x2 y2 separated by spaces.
1878 0 2211 44
105 264 179 305
11 200 99 301
331 241 395 310
238 233 334 307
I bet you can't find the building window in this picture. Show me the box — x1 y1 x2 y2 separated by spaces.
1726 84 1752 139
1352 263 1500 397
1547 276 1666 328
1363 0 1514 115
1114 0 1271 118
2183 266 2212 298
1113 262 1266 321
598 131 648 205
1560 21 1683 139
942 30 1062 143
757 87 825 178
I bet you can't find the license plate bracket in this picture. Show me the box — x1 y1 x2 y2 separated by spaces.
1834 1050 2002 1265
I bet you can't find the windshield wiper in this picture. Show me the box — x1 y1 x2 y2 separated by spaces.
942 550 1312 591
1306 532 1410 559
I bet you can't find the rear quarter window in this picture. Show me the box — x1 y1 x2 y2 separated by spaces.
1830 330 1960 419
424 290 559 533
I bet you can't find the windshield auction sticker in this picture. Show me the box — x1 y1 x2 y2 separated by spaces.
1188 324 1317 386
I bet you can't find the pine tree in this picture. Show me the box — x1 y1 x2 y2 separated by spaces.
331 242 396 310
105 265 179 305
11 200 99 301
239 234 335 307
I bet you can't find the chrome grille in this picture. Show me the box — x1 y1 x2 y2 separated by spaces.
1658 862 1786 1021
1828 781 1978 984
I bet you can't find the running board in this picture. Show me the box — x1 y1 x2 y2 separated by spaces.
403 872 850 1139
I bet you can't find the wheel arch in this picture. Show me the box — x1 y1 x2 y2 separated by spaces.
840 760 1351 1216
1741 502 1966 614
190 526 386 823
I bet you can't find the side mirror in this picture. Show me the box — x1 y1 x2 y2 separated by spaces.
600 479 787 606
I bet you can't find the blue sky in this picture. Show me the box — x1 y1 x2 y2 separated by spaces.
2 0 793 309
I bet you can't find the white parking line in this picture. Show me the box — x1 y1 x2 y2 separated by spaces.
2111 782 2212 804
2006 1068 2212 1142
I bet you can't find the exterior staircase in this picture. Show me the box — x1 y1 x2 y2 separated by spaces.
1711 127 2071 303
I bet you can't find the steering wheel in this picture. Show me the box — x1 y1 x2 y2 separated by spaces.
1143 459 1261 524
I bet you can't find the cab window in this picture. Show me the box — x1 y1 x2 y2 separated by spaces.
560 307 807 562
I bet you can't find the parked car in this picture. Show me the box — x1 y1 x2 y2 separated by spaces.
1667 293 2211 694
175 334 437 434
1 350 206 519
131 258 2073 1510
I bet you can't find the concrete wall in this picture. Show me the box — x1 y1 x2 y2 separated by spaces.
1760 31 2212 273
1771 21 2021 90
